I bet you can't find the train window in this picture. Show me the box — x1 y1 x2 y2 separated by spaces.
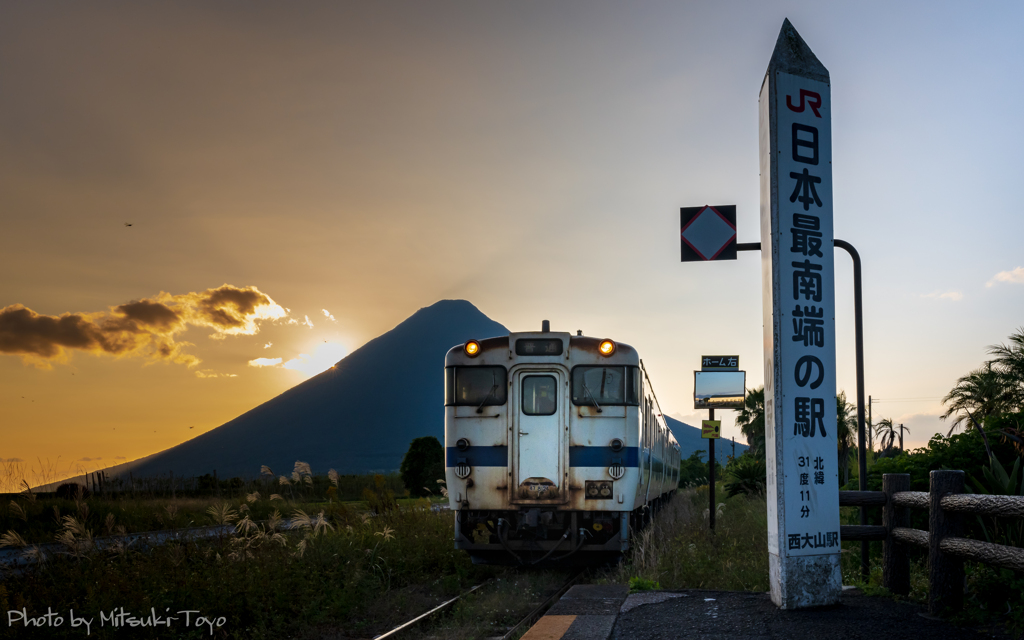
445 366 508 406
515 338 563 356
571 366 640 406
521 375 557 415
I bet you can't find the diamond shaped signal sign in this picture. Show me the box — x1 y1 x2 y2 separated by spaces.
680 205 737 261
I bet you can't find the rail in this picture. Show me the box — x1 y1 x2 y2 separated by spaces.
372 570 583 639
838 471 1024 616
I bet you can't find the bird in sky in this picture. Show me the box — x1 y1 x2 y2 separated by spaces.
124 223 132 227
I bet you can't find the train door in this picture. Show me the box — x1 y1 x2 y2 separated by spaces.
513 370 564 501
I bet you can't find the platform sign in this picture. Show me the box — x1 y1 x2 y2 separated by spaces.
701 356 739 371
680 205 737 261
759 19 841 609
701 420 722 439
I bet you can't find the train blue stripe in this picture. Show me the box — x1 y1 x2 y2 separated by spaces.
445 446 643 467
446 446 508 467
569 446 639 467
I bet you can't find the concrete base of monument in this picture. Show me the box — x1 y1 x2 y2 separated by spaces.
769 552 842 609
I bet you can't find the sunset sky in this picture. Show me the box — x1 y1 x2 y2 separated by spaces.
3 2 1023 486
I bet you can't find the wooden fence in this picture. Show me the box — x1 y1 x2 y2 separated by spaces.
839 470 1024 615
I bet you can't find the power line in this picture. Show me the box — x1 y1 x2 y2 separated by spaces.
872 397 943 402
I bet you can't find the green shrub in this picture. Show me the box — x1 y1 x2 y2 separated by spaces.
628 577 661 592
679 451 720 487
400 436 444 498
724 454 766 498
363 474 399 514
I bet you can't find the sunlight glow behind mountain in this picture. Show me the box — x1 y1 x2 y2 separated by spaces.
282 341 348 377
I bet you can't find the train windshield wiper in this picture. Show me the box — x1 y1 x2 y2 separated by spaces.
476 383 498 414
581 383 603 413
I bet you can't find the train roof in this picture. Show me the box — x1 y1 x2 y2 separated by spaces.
445 331 640 367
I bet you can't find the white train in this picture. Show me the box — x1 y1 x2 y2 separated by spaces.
444 322 680 565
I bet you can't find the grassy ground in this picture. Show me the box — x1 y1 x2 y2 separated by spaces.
599 486 769 592
0 492 576 640
8 479 1022 637
1 498 490 639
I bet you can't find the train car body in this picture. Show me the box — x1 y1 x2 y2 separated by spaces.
444 326 680 565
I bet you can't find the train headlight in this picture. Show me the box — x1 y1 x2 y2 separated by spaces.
610 438 624 452
599 340 615 356
609 464 625 480
455 463 472 479
456 438 470 451
464 340 481 357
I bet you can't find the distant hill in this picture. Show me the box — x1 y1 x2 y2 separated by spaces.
64 301 747 486
121 300 508 479
665 416 747 465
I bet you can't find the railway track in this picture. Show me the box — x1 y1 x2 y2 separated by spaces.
373 569 584 640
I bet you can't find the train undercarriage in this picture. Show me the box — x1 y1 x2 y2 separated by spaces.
454 493 673 566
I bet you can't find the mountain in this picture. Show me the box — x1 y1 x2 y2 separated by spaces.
124 300 508 479
665 416 747 465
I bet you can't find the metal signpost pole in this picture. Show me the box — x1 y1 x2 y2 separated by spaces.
709 406 715 531
760 20 842 608
697 357 740 533
835 239 868 580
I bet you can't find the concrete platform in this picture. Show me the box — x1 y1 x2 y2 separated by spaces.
521 586 1010 640
521 585 628 640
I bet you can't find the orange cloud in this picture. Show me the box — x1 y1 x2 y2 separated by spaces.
0 284 286 368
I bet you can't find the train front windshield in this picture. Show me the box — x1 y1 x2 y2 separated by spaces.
445 366 508 406
571 366 640 406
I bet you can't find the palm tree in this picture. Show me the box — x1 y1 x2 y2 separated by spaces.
836 391 857 484
735 386 765 459
941 362 1010 434
874 418 896 455
989 328 1024 410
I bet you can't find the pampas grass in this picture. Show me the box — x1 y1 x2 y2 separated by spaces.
0 530 26 548
8 501 26 522
206 502 239 525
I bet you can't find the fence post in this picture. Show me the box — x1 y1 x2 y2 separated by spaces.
882 473 910 595
929 470 964 616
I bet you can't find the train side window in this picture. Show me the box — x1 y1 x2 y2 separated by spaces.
627 367 640 404
445 366 508 406
522 375 557 415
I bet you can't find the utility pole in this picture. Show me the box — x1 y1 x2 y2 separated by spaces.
868 396 873 452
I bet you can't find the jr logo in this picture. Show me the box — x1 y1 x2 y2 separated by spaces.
786 89 822 117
